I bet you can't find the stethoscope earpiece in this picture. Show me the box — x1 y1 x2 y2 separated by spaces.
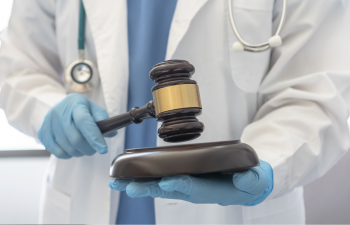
228 0 286 53
268 35 282 48
232 42 244 52
233 35 282 52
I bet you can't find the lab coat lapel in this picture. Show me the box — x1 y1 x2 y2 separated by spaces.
83 0 129 116
166 0 209 59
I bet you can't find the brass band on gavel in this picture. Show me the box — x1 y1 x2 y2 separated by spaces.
152 84 202 115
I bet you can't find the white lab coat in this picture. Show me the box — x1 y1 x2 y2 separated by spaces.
1 0 350 224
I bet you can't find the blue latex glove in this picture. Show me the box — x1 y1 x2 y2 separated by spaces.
109 160 273 206
38 93 117 159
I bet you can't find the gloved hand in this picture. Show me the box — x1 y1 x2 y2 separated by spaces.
38 93 117 159
109 160 273 206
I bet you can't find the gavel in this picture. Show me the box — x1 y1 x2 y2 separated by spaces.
96 60 204 143
96 59 260 180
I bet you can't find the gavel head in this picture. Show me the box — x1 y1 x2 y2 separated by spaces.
149 60 204 143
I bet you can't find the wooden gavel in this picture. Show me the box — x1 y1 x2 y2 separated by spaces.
96 60 205 142
97 60 260 180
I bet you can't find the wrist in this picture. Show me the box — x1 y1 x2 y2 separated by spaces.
244 160 274 206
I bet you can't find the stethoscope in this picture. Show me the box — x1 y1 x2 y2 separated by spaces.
65 0 287 92
228 0 287 52
65 0 99 93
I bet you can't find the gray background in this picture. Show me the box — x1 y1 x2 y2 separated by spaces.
304 150 350 224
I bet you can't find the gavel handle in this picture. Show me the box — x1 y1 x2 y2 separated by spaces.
96 101 155 136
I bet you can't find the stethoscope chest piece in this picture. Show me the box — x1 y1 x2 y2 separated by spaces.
65 58 99 92
65 0 100 93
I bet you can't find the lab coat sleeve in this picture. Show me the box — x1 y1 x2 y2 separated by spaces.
0 0 66 140
241 0 350 199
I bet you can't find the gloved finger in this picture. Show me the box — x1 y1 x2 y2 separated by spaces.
109 179 133 191
48 142 72 159
126 181 188 200
72 104 108 154
61 112 97 156
89 102 118 138
53 120 84 157
39 126 71 159
158 175 193 195
54 135 84 157
232 167 267 196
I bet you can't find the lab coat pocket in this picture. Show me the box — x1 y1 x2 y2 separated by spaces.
40 185 71 224
227 0 274 93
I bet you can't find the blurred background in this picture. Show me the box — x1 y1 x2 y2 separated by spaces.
0 0 349 224
0 1 49 224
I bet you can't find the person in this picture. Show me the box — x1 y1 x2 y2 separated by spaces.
0 0 350 224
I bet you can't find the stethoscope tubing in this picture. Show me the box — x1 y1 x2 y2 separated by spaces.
78 0 86 52
228 0 287 52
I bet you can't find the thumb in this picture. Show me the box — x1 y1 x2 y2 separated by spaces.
232 167 267 196
89 101 118 138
